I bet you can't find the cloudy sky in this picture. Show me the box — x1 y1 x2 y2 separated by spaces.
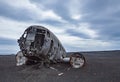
0 0 120 54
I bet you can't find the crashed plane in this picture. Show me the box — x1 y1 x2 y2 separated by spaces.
16 25 86 68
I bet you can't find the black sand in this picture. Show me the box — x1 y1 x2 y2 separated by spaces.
0 51 120 82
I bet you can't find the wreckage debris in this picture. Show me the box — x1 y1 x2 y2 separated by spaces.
58 73 64 76
16 25 86 68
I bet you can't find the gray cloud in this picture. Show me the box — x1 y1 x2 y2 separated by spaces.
0 2 33 21
0 0 120 54
0 37 17 45
29 0 71 22
66 29 90 39
0 0 66 23
74 0 120 41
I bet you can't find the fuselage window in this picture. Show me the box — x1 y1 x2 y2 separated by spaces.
47 31 50 37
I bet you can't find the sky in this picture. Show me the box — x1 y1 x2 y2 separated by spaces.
0 0 120 54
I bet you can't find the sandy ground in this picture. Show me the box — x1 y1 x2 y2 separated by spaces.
0 50 120 82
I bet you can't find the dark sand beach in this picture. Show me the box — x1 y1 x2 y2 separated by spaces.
0 50 120 82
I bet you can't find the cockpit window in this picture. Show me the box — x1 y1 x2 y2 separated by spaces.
23 31 27 38
26 33 35 41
